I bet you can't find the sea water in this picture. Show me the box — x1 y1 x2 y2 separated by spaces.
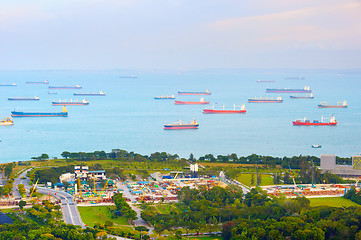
0 69 360 163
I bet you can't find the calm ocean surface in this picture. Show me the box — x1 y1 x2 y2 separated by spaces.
0 69 360 163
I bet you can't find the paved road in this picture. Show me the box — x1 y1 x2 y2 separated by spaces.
16 169 84 227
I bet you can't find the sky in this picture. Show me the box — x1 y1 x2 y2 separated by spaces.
0 0 360 70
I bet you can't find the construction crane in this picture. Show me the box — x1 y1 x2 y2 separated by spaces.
96 178 111 202
28 179 39 200
289 165 299 196
92 173 96 196
78 177 82 199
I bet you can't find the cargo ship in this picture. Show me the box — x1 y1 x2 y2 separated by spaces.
26 80 49 84
74 91 105 96
178 90 211 95
290 93 314 99
154 95 175 99
266 86 311 93
318 101 347 108
11 106 68 117
0 83 17 86
49 85 82 89
257 80 276 83
175 98 210 105
293 116 337 126
0 117 14 126
203 104 246 114
8 96 39 101
164 120 199 130
52 99 89 106
248 96 283 103
312 145 322 148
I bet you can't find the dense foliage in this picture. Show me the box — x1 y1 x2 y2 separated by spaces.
33 165 75 184
344 187 361 204
111 193 137 222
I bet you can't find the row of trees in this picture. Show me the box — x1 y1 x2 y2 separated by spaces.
111 193 137 223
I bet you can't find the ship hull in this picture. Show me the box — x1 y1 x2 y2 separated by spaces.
11 112 68 117
164 125 199 130
8 98 39 101
74 93 105 96
26 82 48 84
248 99 283 103
266 89 311 93
203 109 246 114
290 96 314 99
52 102 89 105
293 122 337 126
178 92 211 95
175 101 209 105
318 105 347 108
154 97 175 99
0 84 16 87
49 86 82 89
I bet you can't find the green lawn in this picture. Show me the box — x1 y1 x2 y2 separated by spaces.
236 173 274 187
78 206 130 227
0 208 19 213
155 204 177 214
309 197 360 207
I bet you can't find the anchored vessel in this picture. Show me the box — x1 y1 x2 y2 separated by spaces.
74 91 106 96
178 90 211 95
248 96 283 103
266 86 311 93
0 83 16 86
318 100 347 108
203 104 246 114
164 120 199 130
26 80 49 84
290 93 314 99
175 98 210 105
8 96 39 101
0 117 14 126
312 145 322 148
154 95 175 99
11 106 68 117
257 80 276 83
49 85 82 89
52 99 89 106
293 116 337 126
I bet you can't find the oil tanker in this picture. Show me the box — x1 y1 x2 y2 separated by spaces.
164 120 199 130
11 106 68 117
203 104 246 114
175 98 210 105
26 80 49 84
266 86 311 93
74 91 105 96
49 85 82 89
293 116 337 126
248 96 283 103
52 99 89 106
8 96 39 101
318 101 347 108
178 90 211 95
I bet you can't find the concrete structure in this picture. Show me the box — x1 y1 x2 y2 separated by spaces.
74 166 106 181
320 154 361 177
59 173 75 183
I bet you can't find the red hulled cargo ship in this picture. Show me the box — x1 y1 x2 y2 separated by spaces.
164 120 199 130
293 116 337 126
175 98 210 105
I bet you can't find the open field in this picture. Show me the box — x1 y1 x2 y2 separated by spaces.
236 173 275 187
78 205 131 227
309 197 360 207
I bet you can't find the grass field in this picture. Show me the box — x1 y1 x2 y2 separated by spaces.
155 204 177 214
78 206 130 227
309 197 360 207
201 162 267 168
236 173 275 187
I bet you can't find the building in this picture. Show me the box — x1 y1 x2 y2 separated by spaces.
320 154 361 177
74 166 106 181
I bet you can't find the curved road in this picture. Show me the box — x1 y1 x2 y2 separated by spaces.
16 169 84 227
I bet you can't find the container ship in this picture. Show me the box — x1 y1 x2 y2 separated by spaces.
26 80 49 84
175 98 210 105
0 83 17 86
203 104 246 114
8 96 39 101
11 106 68 117
74 91 105 96
290 93 314 99
49 85 82 89
266 86 311 93
164 120 199 130
52 99 89 106
257 80 276 83
0 117 14 126
178 90 211 95
318 101 347 108
293 116 337 126
248 96 283 103
154 95 175 99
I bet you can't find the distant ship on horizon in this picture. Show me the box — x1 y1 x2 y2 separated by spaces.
52 99 89 106
178 90 211 95
49 85 82 89
318 101 347 108
8 96 40 101
164 120 199 130
248 96 283 103
203 104 246 114
266 86 311 93
293 116 337 126
74 91 105 96
26 80 49 84
11 106 68 117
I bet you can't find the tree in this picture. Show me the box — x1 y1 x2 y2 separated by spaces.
251 173 255 186
19 200 26 210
